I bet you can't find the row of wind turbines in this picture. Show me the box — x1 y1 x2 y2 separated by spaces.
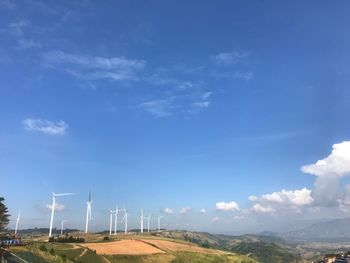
47 191 163 237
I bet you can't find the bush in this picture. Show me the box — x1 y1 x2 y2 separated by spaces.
103 236 109 241
49 248 55 255
39 245 47 252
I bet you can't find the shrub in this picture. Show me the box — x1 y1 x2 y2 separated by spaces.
49 248 55 255
39 245 47 251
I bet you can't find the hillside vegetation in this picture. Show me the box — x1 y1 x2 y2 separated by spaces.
154 231 300 263
7 233 257 263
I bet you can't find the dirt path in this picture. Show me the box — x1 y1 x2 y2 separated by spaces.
103 256 112 263
75 248 87 260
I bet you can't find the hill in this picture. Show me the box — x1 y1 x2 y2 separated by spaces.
281 217 350 242
153 231 300 263
5 232 257 263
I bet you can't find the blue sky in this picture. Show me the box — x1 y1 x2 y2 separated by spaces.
1 0 350 234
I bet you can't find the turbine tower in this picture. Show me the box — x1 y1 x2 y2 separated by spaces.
14 210 20 235
157 216 163 232
121 208 128 234
109 209 115 235
114 206 118 235
140 209 144 233
146 213 151 233
61 220 67 236
85 191 92 233
49 192 75 237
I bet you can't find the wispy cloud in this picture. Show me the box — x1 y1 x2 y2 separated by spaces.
0 0 15 9
16 39 42 50
46 203 65 212
216 201 240 211
179 206 191 215
9 20 31 37
192 101 210 109
42 51 145 82
211 71 254 81
213 51 250 65
138 99 174 117
162 208 174 214
23 118 68 135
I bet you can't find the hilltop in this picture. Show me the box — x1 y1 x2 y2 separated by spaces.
4 231 257 263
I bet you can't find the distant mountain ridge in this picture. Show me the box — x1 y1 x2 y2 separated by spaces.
281 217 350 242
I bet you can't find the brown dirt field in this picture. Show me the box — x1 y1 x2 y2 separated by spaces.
140 239 227 255
83 240 166 255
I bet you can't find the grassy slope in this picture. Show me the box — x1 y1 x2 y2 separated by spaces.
154 231 301 263
8 235 257 263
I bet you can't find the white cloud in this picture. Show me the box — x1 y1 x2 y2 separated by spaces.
9 20 31 37
301 141 350 207
138 99 173 117
216 201 240 211
46 203 65 212
17 39 42 50
0 0 16 9
302 141 350 178
211 71 253 81
251 204 275 213
250 188 313 214
232 71 253 80
211 216 220 223
23 118 68 135
213 51 249 65
179 206 191 214
248 195 258 202
192 101 210 108
162 208 174 214
201 92 212 100
200 209 207 213
260 188 313 206
43 51 145 82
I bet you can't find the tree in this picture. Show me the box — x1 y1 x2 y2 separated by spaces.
0 197 10 232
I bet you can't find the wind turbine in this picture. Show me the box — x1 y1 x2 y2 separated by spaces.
49 192 75 237
114 206 119 235
109 209 115 235
14 211 20 235
121 208 128 235
157 216 163 232
85 191 92 233
140 209 144 233
61 220 67 236
146 213 151 233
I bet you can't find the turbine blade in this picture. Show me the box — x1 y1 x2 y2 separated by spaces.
54 193 75 197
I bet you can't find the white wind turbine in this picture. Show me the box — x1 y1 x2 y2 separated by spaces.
146 213 151 233
140 209 144 233
114 206 119 235
14 210 20 235
121 208 128 234
49 192 75 237
61 220 67 236
85 191 92 233
109 209 115 235
157 216 163 232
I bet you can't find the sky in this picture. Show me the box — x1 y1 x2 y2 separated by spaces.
1 0 350 234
